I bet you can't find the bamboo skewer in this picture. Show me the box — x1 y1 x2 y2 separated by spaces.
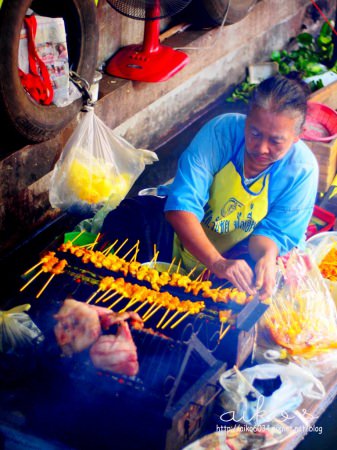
176 259 181 274
70 230 85 245
133 300 149 314
88 232 101 250
107 294 126 310
113 238 129 256
23 260 44 276
161 310 180 329
195 268 207 282
119 297 139 313
20 269 44 292
102 239 118 256
219 320 224 339
130 246 140 262
156 308 170 328
36 273 55 299
170 311 190 329
86 288 102 304
143 304 162 323
101 290 119 303
187 263 200 279
219 323 231 341
167 257 176 274
142 303 157 320
121 240 140 260
95 288 113 304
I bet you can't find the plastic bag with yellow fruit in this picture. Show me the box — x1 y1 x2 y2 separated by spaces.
49 108 158 213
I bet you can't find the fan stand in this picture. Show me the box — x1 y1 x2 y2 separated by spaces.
105 4 189 82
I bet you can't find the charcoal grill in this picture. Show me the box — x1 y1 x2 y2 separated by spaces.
0 234 268 450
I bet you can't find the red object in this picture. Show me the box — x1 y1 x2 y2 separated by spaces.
300 102 337 142
105 3 189 82
18 15 54 105
306 204 336 239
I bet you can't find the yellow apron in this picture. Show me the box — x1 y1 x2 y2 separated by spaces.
173 161 270 273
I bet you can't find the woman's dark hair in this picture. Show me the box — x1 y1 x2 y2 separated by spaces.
248 74 310 133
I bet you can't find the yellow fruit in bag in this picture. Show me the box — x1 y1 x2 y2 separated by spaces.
67 158 132 205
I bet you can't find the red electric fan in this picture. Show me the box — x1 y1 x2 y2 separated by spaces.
106 0 192 82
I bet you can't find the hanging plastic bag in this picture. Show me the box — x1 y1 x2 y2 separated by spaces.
262 249 337 358
218 362 325 426
49 109 158 215
0 304 44 353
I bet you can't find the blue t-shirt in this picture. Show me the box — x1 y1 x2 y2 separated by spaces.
159 113 319 255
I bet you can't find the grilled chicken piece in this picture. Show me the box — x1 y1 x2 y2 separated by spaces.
89 321 139 376
87 305 143 330
54 299 101 356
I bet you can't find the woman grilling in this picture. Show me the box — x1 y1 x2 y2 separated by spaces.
158 75 318 300
101 75 318 300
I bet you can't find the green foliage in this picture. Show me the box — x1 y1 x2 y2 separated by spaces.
226 20 335 103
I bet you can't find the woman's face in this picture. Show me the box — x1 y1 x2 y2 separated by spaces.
244 106 301 175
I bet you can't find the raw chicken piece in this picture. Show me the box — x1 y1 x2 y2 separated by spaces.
89 320 139 376
54 298 101 356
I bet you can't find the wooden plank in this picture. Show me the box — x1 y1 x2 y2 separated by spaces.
305 139 337 192
309 81 337 110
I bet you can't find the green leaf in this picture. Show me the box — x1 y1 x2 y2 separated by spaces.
320 22 333 38
297 32 314 46
270 50 281 62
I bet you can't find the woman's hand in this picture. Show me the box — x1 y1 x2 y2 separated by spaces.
210 257 256 295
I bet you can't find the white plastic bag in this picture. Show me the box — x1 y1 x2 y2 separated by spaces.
218 362 325 426
49 109 158 214
0 304 44 353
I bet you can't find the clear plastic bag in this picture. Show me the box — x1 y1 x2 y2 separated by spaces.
218 362 325 426
262 249 337 358
49 109 158 214
0 304 44 353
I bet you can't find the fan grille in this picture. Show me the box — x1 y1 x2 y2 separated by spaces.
107 0 192 20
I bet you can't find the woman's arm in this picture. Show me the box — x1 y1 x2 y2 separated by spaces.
249 235 279 300
166 210 256 294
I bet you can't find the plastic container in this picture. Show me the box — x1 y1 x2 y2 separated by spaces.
306 204 336 239
142 261 186 275
300 102 337 142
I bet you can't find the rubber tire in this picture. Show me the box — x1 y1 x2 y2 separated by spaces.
0 0 98 147
185 0 257 28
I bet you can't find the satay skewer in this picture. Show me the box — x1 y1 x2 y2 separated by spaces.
156 308 170 328
142 302 157 320
86 288 102 304
143 304 162 323
167 257 176 274
101 290 119 303
107 294 126 310
176 259 182 274
23 260 44 276
130 246 140 262
219 323 231 341
36 273 55 299
102 239 118 256
121 240 140 261
170 311 191 329
70 230 85 245
118 297 139 313
88 232 101 250
133 300 149 314
195 268 207 282
161 310 180 330
20 269 44 292
113 238 129 256
187 263 200 279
